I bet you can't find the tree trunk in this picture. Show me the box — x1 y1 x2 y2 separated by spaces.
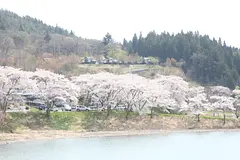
235 109 239 119
125 104 131 120
125 110 130 120
107 106 111 117
197 114 200 122
0 110 6 124
150 108 154 119
46 107 51 120
46 101 53 120
125 107 131 121
223 113 226 125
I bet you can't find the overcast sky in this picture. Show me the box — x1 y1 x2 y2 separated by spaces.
1 0 239 47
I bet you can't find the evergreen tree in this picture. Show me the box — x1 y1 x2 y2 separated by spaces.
102 33 113 58
218 38 222 45
102 32 112 46
0 15 6 30
137 32 145 55
132 33 138 53
19 23 24 31
124 31 240 89
70 30 75 36
123 38 128 50
44 31 51 43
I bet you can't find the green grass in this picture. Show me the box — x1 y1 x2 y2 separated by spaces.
0 110 137 132
0 112 49 132
77 64 149 74
0 112 81 132
1 109 239 133
202 115 232 121
29 107 40 112
159 113 185 117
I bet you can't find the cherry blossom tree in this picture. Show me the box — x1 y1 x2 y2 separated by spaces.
0 74 22 123
210 96 235 125
1 66 239 125
92 84 124 116
145 94 157 118
73 81 94 106
143 89 173 118
122 88 143 120
32 74 78 119
233 100 240 118
232 89 240 118
184 87 211 122
35 77 59 119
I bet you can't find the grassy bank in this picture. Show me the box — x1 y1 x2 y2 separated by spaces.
76 64 185 77
1 111 240 133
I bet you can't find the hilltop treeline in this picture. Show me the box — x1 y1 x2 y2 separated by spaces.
0 9 105 56
0 9 72 35
124 31 240 89
0 9 109 71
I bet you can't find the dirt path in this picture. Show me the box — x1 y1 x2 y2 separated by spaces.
1 129 240 144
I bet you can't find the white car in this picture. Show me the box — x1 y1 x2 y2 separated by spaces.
51 107 63 112
62 104 72 111
76 105 91 111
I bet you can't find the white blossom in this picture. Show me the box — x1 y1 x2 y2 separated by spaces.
0 66 237 117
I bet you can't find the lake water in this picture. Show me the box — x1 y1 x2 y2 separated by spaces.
0 132 239 160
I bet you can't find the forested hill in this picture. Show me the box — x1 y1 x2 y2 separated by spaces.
1 9 240 89
123 31 240 89
0 9 111 72
0 9 104 57
0 9 71 36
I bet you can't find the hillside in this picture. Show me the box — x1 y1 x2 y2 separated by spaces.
124 32 240 89
0 9 107 53
0 10 70 35
1 9 240 89
0 9 134 76
0 9 115 70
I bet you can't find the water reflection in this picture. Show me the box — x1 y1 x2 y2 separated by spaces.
0 132 239 160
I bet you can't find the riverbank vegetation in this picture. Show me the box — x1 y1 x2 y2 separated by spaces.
1 110 240 133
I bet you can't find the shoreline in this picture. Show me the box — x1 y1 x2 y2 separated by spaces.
1 129 240 144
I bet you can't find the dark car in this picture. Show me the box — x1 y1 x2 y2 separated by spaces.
37 104 46 110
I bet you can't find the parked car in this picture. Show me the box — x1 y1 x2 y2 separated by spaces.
37 104 46 110
62 104 72 111
115 106 127 111
51 107 62 112
98 107 107 111
88 106 98 111
118 61 123 64
71 106 77 111
76 105 91 111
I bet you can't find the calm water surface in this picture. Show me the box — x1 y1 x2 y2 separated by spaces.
0 132 239 160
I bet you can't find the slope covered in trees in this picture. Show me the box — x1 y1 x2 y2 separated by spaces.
1 9 240 89
0 9 118 74
0 9 107 65
124 31 240 89
0 9 71 35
